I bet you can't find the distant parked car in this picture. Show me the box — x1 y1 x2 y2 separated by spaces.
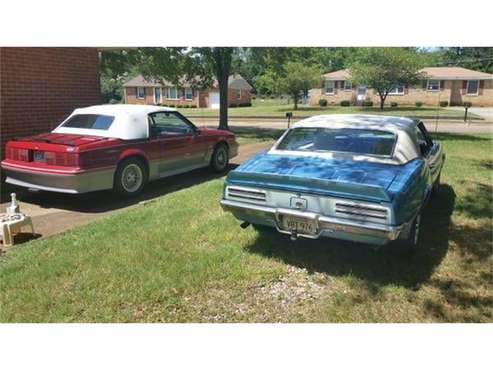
2 105 238 196
221 114 444 248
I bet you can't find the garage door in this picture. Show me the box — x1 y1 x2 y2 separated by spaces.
209 92 220 109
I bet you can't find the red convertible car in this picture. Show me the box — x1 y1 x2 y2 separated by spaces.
1 105 238 196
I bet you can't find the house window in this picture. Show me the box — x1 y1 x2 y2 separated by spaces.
137 87 145 99
427 80 440 91
324 80 335 95
388 85 405 95
344 82 352 91
167 87 178 100
185 88 193 101
237 89 242 99
466 80 479 95
154 87 161 104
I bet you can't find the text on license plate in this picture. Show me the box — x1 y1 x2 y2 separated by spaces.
33 151 45 162
282 216 317 235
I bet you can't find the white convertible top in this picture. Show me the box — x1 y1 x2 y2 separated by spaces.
53 104 177 140
272 114 422 164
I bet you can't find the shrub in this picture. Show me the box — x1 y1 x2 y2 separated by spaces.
319 98 328 107
238 102 252 107
464 101 472 108
362 100 373 107
415 101 423 107
340 100 350 107
168 104 175 108
390 102 398 108
270 95 276 99
439 101 449 107
252 95 257 100
229 103 238 108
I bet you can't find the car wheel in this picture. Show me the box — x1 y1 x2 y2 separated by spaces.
114 157 147 197
210 143 229 173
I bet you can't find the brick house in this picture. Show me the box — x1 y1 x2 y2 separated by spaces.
310 66 493 107
0 47 101 158
123 74 252 108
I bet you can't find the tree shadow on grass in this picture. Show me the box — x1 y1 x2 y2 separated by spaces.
246 185 456 289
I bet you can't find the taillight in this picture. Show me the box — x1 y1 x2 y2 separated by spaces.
7 148 30 161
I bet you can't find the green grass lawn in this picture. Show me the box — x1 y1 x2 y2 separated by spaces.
177 98 479 120
0 131 491 322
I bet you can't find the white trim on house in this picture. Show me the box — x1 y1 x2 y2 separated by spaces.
427 80 440 92
137 87 145 99
324 80 335 95
185 87 193 101
167 87 178 100
466 80 479 96
344 82 352 91
237 89 242 99
388 85 405 96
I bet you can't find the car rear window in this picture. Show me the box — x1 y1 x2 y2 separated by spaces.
61 114 115 130
276 128 396 156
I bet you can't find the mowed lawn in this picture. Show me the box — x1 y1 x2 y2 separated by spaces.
177 98 480 120
0 132 491 322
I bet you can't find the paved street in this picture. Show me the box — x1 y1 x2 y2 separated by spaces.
195 117 493 134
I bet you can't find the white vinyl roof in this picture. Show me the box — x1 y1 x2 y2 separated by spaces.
274 114 421 164
53 104 176 140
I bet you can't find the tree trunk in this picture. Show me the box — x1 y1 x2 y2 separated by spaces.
293 93 298 110
213 48 233 131
379 92 387 110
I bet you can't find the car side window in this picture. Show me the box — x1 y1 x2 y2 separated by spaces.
416 122 433 156
149 112 195 137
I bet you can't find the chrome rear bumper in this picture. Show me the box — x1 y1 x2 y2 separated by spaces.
2 164 115 194
220 199 403 243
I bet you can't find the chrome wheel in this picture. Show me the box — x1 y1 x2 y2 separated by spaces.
121 163 143 193
216 147 227 168
211 144 229 172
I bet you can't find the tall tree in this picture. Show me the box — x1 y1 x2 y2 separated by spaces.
134 47 235 130
259 62 321 109
197 48 234 130
439 47 493 73
348 48 425 110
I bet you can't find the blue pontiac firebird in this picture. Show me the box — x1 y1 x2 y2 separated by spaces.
220 114 445 248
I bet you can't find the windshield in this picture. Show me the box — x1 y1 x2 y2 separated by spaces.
61 114 115 130
276 128 396 156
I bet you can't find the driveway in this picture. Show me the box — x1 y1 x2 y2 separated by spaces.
0 141 274 247
446 107 493 123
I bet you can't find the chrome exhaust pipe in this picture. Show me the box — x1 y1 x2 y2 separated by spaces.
290 231 298 241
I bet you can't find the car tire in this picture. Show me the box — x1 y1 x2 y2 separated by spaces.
113 157 147 197
210 143 229 173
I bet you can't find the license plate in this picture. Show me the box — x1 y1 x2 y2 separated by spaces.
33 151 45 162
281 215 317 235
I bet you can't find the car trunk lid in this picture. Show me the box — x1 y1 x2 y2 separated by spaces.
227 153 400 202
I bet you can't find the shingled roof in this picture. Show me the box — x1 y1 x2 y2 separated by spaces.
323 67 493 80
123 74 253 89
